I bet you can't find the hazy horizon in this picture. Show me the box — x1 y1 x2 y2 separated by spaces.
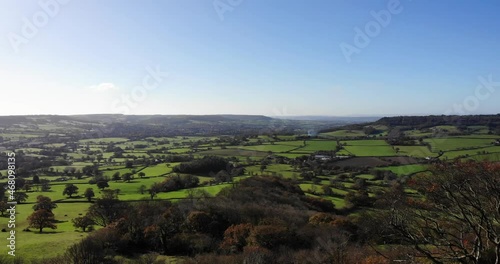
1 112 499 120
1 0 499 116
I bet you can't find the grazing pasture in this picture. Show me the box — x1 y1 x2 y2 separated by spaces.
343 145 396 156
296 140 338 152
79 137 129 144
320 130 366 137
0 203 92 259
230 144 298 153
341 140 390 146
378 164 428 176
424 137 495 152
394 146 435 157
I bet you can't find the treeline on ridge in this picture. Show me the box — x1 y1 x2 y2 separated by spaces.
375 114 500 128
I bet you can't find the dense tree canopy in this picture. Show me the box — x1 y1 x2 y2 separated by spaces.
173 156 231 174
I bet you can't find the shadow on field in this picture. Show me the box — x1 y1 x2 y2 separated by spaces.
31 231 64 234
66 196 84 199
53 199 90 203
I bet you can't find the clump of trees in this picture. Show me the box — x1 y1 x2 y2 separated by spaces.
161 174 199 192
363 126 382 135
173 156 233 174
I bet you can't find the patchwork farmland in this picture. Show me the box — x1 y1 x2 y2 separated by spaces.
0 115 500 262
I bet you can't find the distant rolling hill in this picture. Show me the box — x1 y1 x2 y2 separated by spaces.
0 114 356 137
272 115 381 123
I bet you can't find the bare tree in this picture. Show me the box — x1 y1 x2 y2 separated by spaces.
388 161 500 264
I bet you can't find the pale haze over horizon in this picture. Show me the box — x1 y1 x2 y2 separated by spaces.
0 0 499 117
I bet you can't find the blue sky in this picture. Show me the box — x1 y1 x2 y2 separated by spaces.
0 0 499 116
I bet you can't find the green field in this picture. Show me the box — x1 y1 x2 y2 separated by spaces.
196 148 268 157
157 184 231 199
424 137 496 152
136 163 173 176
343 145 396 156
320 130 366 137
356 174 375 180
341 140 389 146
17 148 43 153
464 152 500 161
276 140 311 147
305 193 347 208
0 203 92 259
0 133 41 139
43 143 66 148
276 152 310 158
434 125 460 133
405 130 433 137
441 147 500 159
456 134 500 139
378 164 428 176
167 148 192 154
299 183 323 192
395 145 435 157
295 140 338 152
231 144 299 153
246 164 297 178
79 137 129 144
102 167 141 177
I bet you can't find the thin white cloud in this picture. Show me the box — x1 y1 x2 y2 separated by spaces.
88 83 119 92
